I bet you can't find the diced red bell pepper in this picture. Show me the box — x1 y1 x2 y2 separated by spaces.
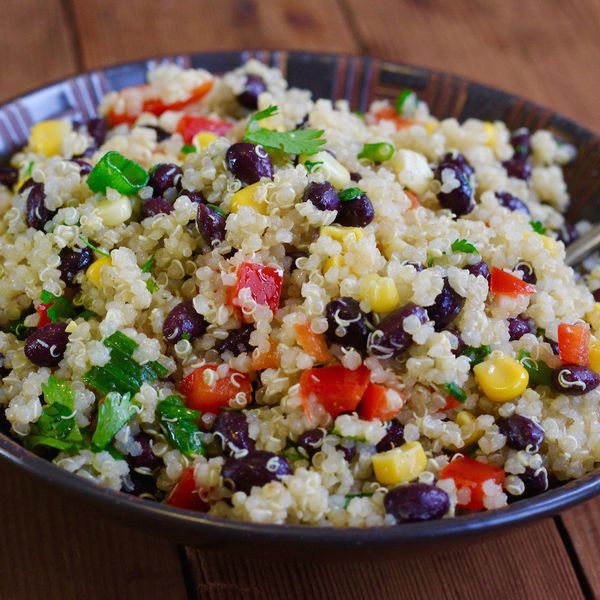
558 322 590 366
166 467 209 511
358 383 403 421
142 80 213 116
180 364 252 414
176 115 234 143
490 267 536 296
294 323 332 363
230 262 284 317
36 303 52 328
374 106 416 130
442 395 461 411
299 364 371 419
439 456 505 511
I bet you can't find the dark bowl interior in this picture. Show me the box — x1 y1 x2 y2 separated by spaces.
1 50 600 556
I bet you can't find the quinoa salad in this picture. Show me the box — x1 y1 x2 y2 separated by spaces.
0 59 598 528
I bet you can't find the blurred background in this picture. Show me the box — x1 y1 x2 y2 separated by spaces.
1 0 599 131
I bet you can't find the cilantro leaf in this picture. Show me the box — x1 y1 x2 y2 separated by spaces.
444 382 467 403
141 256 154 273
343 493 374 509
146 278 159 293
338 187 364 202
42 374 75 408
157 395 204 456
40 291 78 323
530 221 547 235
303 160 324 173
4 308 34 340
92 391 138 450
248 105 279 125
460 345 491 367
451 239 479 254
181 144 196 154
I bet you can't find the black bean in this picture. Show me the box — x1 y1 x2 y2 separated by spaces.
127 432 162 470
384 483 449 522
466 260 491 282
141 125 171 142
148 163 182 196
24 323 69 367
216 324 254 356
237 74 267 109
325 297 372 353
497 414 544 451
514 261 537 285
519 466 548 498
507 315 534 341
59 246 93 286
337 443 355 462
406 262 425 272
213 411 255 456
434 153 475 216
181 190 206 205
427 278 464 332
495 191 530 214
503 156 532 181
126 470 158 497
368 303 428 358
222 450 292 494
335 192 375 227
25 183 56 230
87 117 108 148
296 428 327 459
375 420 405 452
162 300 207 344
303 181 341 212
141 197 174 219
551 364 600 395
71 158 92 176
0 166 18 188
226 142 273 185
544 336 559 355
196 203 226 247
350 172 361 182
511 128 531 158
558 221 579 247
593 288 600 303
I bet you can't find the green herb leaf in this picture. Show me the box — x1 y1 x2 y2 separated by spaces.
40 290 78 323
181 144 196 154
87 151 149 196
395 89 418 117
25 161 34 178
338 187 364 202
530 221 547 235
357 142 394 163
79 235 110 257
141 256 154 273
354 111 366 122
426 255 435 268
517 350 553 386
444 382 467 403
4 309 34 340
282 446 304 462
343 492 374 509
304 160 324 173
157 395 204 456
451 239 479 254
206 203 226 218
146 278 159 293
92 391 138 450
248 105 279 125
42 375 75 408
460 345 491 367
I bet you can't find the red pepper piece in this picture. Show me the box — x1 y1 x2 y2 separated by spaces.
166 467 209 511
558 322 590 366
36 303 52 327
490 267 536 296
176 115 234 144
230 262 283 316
358 383 403 421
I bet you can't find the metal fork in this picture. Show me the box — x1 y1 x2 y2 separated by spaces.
565 224 600 266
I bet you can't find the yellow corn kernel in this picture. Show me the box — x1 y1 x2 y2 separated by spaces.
424 121 438 135
473 353 529 402
589 342 600 375
372 441 427 486
455 411 484 446
65 320 78 334
523 231 559 257
323 256 344 273
230 183 265 214
299 151 351 189
586 303 600 333
86 257 112 287
359 274 401 313
483 122 496 147
192 132 218 149
29 120 71 156
95 196 133 227
320 225 363 244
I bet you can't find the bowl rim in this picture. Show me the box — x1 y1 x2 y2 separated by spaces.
1 49 599 547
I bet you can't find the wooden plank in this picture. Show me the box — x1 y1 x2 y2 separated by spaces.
561 498 600 597
0 460 188 600
0 0 78 102
70 0 357 69
343 0 600 132
185 519 583 600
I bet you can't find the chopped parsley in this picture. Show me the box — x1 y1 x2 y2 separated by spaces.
181 144 196 154
207 203 226 218
530 221 547 235
141 256 154 273
444 382 467 403
92 391 138 451
4 309 34 340
40 291 78 323
460 344 491 367
282 446 304 462
426 255 435 268
146 278 159 293
304 160 324 173
79 235 110 257
338 187 364 202
157 395 204 456
451 239 479 254
243 105 325 156
343 492 374 509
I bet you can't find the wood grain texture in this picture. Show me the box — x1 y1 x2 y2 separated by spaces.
0 461 188 600
0 0 78 102
343 0 600 132
70 0 357 69
185 520 583 600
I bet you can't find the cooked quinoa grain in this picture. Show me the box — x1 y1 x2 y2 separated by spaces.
0 60 598 526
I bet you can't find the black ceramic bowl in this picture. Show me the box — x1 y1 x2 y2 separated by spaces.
1 50 600 556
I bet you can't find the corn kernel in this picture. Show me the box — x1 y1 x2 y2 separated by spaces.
320 225 363 244
473 353 529 402
424 121 438 135
372 441 427 486
589 342 600 375
359 274 401 313
95 196 133 227
483 122 496 147
29 120 71 156
230 183 266 214
455 411 484 446
299 151 351 189
523 231 559 257
192 132 218 149
586 303 600 333
323 256 344 273
86 256 112 287
65 320 78 334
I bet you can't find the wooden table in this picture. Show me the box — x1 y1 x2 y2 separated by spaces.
1 1 600 598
